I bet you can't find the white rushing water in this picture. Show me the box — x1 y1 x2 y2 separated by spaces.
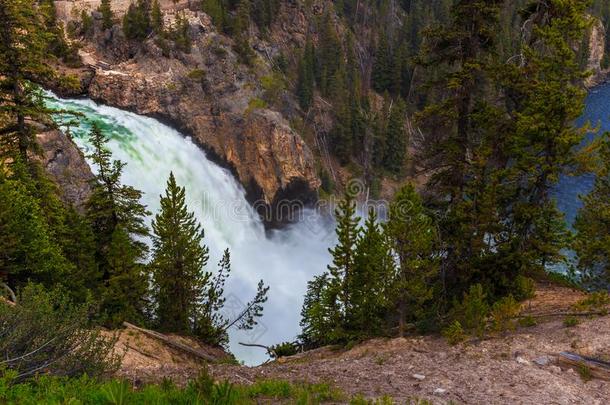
46 95 336 365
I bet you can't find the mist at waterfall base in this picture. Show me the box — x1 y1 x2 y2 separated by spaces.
46 95 336 366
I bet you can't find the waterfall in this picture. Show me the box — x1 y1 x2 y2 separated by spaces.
45 95 336 365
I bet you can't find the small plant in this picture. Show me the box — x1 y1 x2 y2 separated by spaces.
102 380 130 405
490 295 520 332
577 364 593 382
245 98 267 115
564 316 579 327
453 284 489 338
269 341 298 358
513 276 536 300
573 291 610 314
442 320 466 345
187 68 206 81
518 315 538 327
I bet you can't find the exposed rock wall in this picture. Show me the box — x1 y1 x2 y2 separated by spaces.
54 4 320 226
586 17 609 88
36 130 93 210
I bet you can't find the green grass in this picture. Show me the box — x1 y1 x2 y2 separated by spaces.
0 372 347 404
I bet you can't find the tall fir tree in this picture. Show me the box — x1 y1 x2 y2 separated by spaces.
0 0 54 161
349 209 394 338
382 97 408 174
296 37 315 110
151 172 211 334
85 124 150 326
574 137 610 286
98 0 114 30
385 184 438 336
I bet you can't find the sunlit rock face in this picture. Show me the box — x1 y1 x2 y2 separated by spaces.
54 1 320 226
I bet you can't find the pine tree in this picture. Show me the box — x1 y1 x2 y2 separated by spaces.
195 249 269 346
171 12 192 53
326 188 360 340
151 0 163 34
0 166 69 290
0 0 54 161
85 124 150 326
98 0 114 30
202 0 225 31
349 209 394 338
371 31 392 93
574 138 610 286
151 172 211 334
299 272 332 348
385 184 438 336
123 0 151 41
296 38 315 110
382 97 407 173
317 11 342 95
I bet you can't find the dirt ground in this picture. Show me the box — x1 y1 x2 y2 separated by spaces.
114 284 610 404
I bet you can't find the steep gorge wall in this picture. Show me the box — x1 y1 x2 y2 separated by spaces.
53 2 321 226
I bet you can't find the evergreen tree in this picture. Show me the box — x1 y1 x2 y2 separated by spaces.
195 249 270 347
382 97 407 173
385 184 438 336
0 0 54 161
151 0 163 34
316 11 342 95
327 188 360 327
574 138 610 286
98 0 114 30
349 209 394 338
85 124 150 326
296 38 315 110
123 0 151 41
151 172 211 334
0 166 69 290
299 273 332 348
171 12 192 53
371 31 392 93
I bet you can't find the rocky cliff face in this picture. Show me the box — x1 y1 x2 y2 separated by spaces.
586 17 609 88
36 130 93 210
54 1 320 226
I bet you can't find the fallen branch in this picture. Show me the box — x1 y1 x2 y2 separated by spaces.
122 322 218 363
238 342 276 358
558 352 610 381
519 311 607 319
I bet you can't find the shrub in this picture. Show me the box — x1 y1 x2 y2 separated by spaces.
187 68 206 81
563 316 579 327
453 284 489 338
0 284 120 382
269 341 299 358
573 291 610 313
442 320 466 345
578 364 593 382
513 276 536 301
518 315 538 327
245 98 267 114
490 295 520 332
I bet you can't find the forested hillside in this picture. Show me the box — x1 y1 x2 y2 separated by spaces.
2 0 610 402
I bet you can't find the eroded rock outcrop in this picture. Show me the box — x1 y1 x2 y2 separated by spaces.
55 4 320 226
586 17 610 88
36 130 93 210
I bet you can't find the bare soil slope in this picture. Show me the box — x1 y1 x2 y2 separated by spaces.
116 285 610 404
